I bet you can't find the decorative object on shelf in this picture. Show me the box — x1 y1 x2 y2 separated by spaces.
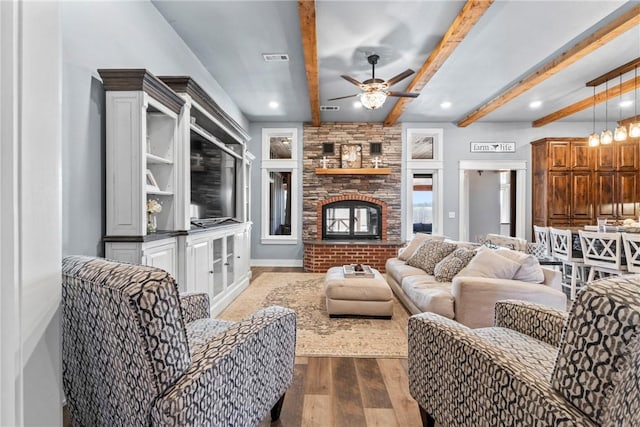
147 198 162 233
343 264 375 278
145 169 159 192
372 156 381 168
321 156 329 169
341 144 362 168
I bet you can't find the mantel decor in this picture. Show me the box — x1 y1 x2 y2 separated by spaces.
341 144 362 168
314 167 391 175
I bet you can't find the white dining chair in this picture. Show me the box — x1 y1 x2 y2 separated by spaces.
622 232 640 273
533 225 551 258
578 230 627 283
549 227 586 300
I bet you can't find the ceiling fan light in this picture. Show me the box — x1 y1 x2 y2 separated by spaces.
359 91 387 110
614 125 628 141
601 129 613 145
630 121 640 138
588 133 600 147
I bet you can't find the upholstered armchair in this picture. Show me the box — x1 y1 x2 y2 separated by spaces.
408 274 640 426
62 255 296 426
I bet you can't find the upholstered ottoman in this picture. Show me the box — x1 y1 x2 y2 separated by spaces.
324 266 394 318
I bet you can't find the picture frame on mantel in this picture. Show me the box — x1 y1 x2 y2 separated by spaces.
341 144 362 168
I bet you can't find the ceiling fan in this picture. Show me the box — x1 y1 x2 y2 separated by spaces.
328 54 419 110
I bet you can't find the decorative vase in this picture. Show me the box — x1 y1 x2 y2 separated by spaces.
147 213 157 233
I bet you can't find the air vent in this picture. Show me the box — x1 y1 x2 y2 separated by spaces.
262 53 289 62
320 105 340 111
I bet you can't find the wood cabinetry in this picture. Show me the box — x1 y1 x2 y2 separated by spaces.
532 137 639 227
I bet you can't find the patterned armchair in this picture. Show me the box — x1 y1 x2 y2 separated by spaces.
62 256 296 426
408 274 640 426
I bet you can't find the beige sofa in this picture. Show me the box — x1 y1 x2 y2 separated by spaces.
385 238 566 328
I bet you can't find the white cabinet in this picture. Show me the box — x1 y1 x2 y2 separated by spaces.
183 222 251 316
105 238 178 279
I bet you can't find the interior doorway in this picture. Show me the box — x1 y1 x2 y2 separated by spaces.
458 160 526 242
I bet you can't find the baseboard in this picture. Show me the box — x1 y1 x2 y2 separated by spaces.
250 259 303 267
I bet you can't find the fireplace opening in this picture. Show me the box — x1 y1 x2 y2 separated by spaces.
322 200 381 240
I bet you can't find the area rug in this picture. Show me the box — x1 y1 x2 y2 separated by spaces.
219 272 409 358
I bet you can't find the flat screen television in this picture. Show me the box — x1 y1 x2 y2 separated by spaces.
190 136 238 221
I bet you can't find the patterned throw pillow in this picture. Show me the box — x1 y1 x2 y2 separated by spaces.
406 240 457 275
398 233 445 261
434 247 477 282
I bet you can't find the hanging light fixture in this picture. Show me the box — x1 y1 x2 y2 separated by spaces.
614 73 628 141
359 87 388 110
630 66 640 138
601 79 613 145
588 86 601 147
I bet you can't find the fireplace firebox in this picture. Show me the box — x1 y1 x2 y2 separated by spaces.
322 200 381 240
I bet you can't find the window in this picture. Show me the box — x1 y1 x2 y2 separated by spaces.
261 128 298 244
412 174 433 234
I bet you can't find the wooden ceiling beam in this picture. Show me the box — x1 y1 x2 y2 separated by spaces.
586 57 640 87
298 0 320 127
383 0 494 127
532 75 640 127
458 4 640 127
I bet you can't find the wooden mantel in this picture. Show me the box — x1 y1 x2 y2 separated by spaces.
314 168 392 175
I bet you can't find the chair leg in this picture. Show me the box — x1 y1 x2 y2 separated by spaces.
271 393 286 422
570 262 577 300
419 406 435 427
587 266 596 284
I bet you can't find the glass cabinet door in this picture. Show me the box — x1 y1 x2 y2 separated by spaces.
212 238 224 296
225 235 235 288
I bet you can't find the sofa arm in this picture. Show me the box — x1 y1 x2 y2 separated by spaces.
541 267 563 292
494 300 568 346
151 306 296 426
180 292 211 324
452 276 567 329
408 313 594 426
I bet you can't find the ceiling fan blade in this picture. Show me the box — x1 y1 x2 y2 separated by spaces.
387 91 419 98
385 69 415 87
341 75 363 87
327 93 360 101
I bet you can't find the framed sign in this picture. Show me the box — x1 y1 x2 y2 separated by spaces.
341 144 362 168
470 142 516 153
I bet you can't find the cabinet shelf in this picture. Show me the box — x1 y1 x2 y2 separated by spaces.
315 167 392 175
146 153 173 165
146 189 173 196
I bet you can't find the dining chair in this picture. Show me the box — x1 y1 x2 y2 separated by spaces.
622 232 640 273
579 230 627 283
549 227 586 300
533 225 551 258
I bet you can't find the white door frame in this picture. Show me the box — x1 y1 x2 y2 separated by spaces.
458 160 527 242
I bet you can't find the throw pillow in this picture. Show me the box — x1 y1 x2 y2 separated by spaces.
458 248 521 280
434 247 477 282
494 247 545 283
406 240 457 275
398 233 445 261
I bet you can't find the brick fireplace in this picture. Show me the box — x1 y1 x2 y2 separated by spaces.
302 123 403 272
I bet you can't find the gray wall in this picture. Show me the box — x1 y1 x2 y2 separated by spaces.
61 0 248 257
248 122 304 264
468 171 501 241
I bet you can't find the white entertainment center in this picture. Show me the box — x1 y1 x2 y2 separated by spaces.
99 69 253 316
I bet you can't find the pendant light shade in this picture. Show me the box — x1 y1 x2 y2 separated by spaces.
614 73 628 141
630 67 640 138
589 86 600 147
601 80 613 145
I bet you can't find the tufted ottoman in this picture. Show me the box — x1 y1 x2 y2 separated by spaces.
324 266 394 318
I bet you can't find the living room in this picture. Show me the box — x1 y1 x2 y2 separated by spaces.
3 1 640 425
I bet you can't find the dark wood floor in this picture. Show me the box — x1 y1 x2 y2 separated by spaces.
64 267 422 426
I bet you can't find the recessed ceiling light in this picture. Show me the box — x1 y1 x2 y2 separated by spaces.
440 101 452 109
529 100 542 109
269 101 279 109
619 100 633 108
353 101 362 109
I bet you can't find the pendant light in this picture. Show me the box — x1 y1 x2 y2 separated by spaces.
601 80 613 145
588 86 600 147
630 66 640 138
614 73 628 141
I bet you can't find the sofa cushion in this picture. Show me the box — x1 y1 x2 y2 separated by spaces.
495 247 545 283
458 248 521 279
401 275 454 318
398 233 445 261
386 258 427 286
434 247 477 282
406 240 457 275
484 233 528 251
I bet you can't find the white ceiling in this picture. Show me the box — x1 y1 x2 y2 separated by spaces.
152 0 640 126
